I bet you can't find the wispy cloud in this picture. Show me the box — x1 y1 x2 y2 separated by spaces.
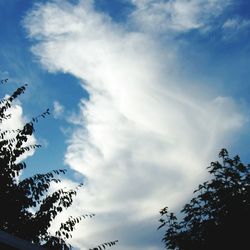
221 16 250 40
130 0 232 33
53 100 64 119
223 17 250 30
24 0 246 249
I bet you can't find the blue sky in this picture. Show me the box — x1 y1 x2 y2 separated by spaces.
1 0 250 249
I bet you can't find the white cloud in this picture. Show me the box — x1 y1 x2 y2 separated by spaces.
24 0 246 249
53 100 64 118
130 0 232 33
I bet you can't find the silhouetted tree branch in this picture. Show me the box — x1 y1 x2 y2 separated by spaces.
158 149 250 250
0 82 117 249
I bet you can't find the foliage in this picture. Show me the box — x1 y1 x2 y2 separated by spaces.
89 240 119 250
158 149 250 250
0 80 117 249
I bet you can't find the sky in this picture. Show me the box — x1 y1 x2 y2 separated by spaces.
1 0 250 249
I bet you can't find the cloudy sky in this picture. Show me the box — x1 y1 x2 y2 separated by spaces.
1 0 250 249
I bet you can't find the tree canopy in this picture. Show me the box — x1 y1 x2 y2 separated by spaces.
158 149 250 250
0 80 117 249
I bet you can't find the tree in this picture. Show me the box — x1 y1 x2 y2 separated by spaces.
0 80 118 249
158 149 250 250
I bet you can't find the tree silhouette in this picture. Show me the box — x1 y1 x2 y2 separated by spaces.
0 80 118 249
158 149 250 250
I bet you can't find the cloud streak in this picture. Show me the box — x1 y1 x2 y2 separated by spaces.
24 0 245 249
53 100 64 119
130 0 232 33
